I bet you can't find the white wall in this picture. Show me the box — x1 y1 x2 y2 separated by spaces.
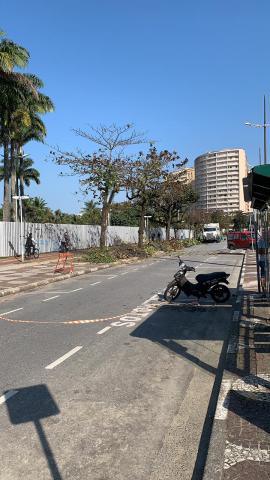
0 222 193 257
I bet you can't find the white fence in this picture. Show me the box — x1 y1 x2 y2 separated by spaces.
0 222 192 257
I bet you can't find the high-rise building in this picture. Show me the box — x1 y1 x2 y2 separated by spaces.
194 148 251 213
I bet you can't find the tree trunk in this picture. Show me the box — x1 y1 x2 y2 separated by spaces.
166 206 172 241
3 140 10 222
10 141 17 221
138 203 145 248
16 175 19 196
100 202 109 248
19 167 24 196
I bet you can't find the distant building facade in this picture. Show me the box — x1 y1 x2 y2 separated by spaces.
173 167 195 187
194 149 250 213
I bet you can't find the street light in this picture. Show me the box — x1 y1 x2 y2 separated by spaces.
144 215 152 240
245 95 269 164
12 195 29 262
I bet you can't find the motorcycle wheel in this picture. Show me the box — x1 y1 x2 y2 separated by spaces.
164 281 181 302
34 248 40 259
210 284 230 303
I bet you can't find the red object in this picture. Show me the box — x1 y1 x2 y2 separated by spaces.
227 231 255 250
54 252 74 273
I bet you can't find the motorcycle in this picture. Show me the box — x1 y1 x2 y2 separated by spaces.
164 257 230 303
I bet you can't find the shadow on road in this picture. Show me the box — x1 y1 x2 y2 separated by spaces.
4 384 62 480
130 299 233 480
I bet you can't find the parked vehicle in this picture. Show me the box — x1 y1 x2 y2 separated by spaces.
202 223 221 242
164 257 230 303
227 231 255 250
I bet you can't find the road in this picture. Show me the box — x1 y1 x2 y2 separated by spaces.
0 242 243 480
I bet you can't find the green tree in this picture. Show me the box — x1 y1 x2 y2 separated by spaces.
232 210 248 231
24 196 54 223
0 33 31 220
0 156 40 191
0 30 54 221
210 210 232 231
110 202 140 226
80 200 101 225
52 124 145 247
153 177 197 240
126 146 183 247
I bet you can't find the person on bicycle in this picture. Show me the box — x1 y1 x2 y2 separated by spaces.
60 231 71 252
25 233 36 256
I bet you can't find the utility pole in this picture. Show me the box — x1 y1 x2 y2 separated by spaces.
264 94 267 164
12 195 29 262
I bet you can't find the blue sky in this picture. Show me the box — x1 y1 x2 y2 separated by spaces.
1 0 270 213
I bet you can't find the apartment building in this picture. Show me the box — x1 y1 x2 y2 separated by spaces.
173 167 195 187
194 149 250 213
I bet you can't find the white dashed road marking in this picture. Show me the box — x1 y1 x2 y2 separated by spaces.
42 296 59 302
45 346 83 370
89 282 101 286
0 307 23 315
97 326 111 335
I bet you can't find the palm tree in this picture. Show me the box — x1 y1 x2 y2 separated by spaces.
8 83 53 220
24 196 54 223
0 156 40 195
0 33 34 221
17 157 40 196
0 30 54 221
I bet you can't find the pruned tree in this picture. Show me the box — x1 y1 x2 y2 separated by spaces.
210 210 232 231
152 176 197 240
126 146 185 247
51 124 146 247
184 208 211 239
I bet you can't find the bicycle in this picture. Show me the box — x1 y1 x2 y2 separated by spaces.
25 245 40 259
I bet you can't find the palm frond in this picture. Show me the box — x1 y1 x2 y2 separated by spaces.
35 93 55 113
0 40 29 71
23 73 44 89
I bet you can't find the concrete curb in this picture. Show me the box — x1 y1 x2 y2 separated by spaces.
0 257 143 298
0 243 211 299
202 250 247 480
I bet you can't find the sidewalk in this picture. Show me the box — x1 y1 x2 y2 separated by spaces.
0 252 138 297
203 250 270 479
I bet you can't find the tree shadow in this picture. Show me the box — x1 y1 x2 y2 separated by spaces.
182 257 242 268
4 384 62 480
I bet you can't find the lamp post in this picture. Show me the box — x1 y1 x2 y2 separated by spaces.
12 195 29 262
245 95 270 165
144 215 152 240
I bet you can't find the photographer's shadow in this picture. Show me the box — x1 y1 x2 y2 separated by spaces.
4 384 62 480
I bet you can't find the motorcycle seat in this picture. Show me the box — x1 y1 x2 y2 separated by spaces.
196 272 227 283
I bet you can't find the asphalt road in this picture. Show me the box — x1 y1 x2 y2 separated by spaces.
0 241 243 480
